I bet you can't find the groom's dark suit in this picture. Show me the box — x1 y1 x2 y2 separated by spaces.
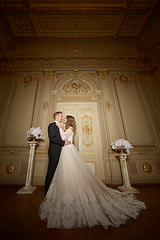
45 122 65 195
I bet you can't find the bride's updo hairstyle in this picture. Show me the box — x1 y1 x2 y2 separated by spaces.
65 115 76 135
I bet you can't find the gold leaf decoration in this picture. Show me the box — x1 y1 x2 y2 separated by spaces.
5 163 15 175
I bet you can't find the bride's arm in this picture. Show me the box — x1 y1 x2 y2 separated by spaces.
59 128 73 141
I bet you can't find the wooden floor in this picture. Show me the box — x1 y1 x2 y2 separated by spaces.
0 185 160 240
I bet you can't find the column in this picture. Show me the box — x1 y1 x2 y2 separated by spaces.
17 141 38 194
117 152 139 193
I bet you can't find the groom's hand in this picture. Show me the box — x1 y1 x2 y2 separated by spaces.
65 140 71 145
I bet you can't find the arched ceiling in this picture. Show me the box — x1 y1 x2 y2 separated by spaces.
0 0 160 69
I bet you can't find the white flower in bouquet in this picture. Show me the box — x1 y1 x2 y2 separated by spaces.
111 139 133 155
27 127 45 141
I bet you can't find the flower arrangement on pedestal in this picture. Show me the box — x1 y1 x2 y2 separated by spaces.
111 139 133 155
27 127 44 141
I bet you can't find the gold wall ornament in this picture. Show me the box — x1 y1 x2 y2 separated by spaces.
138 149 150 154
69 69 84 78
52 95 55 104
83 122 92 138
96 69 108 78
82 115 93 147
20 73 34 89
7 150 20 155
60 78 93 95
43 101 49 111
105 100 111 110
5 163 15 175
118 72 131 88
43 70 55 77
142 162 153 174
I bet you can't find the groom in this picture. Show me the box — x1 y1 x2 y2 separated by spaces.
45 111 70 195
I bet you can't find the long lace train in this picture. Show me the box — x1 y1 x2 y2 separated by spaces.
39 142 146 229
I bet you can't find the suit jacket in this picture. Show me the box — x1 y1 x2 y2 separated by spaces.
48 122 65 156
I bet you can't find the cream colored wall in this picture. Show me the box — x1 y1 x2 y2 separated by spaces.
100 71 160 184
0 68 160 186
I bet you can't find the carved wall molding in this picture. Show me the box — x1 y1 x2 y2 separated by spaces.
0 69 14 77
113 71 132 88
43 69 55 77
138 65 159 77
1 57 158 70
82 115 93 147
60 78 93 95
0 38 20 55
96 69 108 78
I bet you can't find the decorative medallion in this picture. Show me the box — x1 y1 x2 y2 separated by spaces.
5 163 15 175
20 73 34 88
142 162 153 174
83 122 92 138
72 80 81 89
60 74 93 95
118 72 131 88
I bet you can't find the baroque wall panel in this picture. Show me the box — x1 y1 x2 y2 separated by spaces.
1 72 39 147
112 72 155 147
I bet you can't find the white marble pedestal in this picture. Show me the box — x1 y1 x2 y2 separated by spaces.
117 152 139 194
17 141 38 194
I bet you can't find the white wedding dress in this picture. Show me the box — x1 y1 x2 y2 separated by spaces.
39 128 146 229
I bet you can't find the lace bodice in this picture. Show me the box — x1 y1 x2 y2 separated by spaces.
59 128 74 144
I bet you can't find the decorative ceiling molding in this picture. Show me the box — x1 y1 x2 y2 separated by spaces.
0 0 160 66
0 56 159 72
0 0 158 39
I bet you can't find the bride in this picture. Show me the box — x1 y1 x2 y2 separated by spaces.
39 115 146 229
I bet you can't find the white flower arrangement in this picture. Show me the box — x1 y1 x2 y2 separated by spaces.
27 127 44 141
111 139 133 155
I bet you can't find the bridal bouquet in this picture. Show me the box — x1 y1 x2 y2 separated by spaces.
111 139 133 155
27 127 44 141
